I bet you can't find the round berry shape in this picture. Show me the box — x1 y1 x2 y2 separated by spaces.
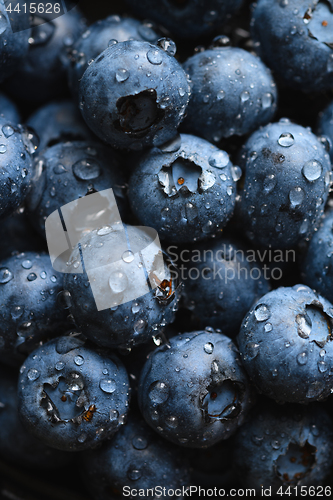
18 336 130 451
79 40 190 150
138 330 254 448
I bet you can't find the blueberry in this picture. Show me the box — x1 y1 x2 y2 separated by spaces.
17 336 130 451
26 100 93 151
301 209 333 304
81 413 190 498
0 91 20 123
318 99 333 162
0 251 68 366
251 0 333 93
0 0 31 83
182 43 277 142
68 15 159 99
124 0 244 39
234 402 333 494
4 6 85 102
128 134 237 243
138 330 254 448
0 364 71 469
63 224 181 349
180 237 269 338
238 119 331 249
238 284 333 403
31 141 128 237
0 117 42 220
79 40 190 150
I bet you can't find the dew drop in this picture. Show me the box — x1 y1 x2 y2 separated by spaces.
27 368 39 381
147 48 162 65
208 150 229 169
157 37 176 56
216 90 225 100
254 304 271 322
132 436 148 450
204 342 214 354
262 93 273 109
99 378 117 393
263 174 276 194
246 342 260 360
302 160 322 182
127 468 141 481
240 91 250 103
74 355 84 366
289 187 304 208
278 133 295 147
2 125 14 138
115 68 130 83
149 381 169 404
109 271 128 294
166 416 178 428
27 273 37 282
297 352 308 365
0 268 13 284
0 144 7 154
72 159 101 180
122 250 134 263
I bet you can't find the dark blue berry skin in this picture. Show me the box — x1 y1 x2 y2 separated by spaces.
0 365 71 469
138 331 255 448
0 116 43 220
318 100 333 163
301 209 333 304
180 237 270 338
233 402 333 494
63 225 181 349
4 7 85 103
238 285 333 404
125 0 243 40
128 134 237 243
26 100 93 151
79 40 190 151
0 0 31 83
238 120 331 249
0 211 45 261
17 336 130 451
68 15 159 99
31 141 128 237
182 46 277 143
81 413 190 499
0 91 20 123
251 0 333 93
0 251 68 367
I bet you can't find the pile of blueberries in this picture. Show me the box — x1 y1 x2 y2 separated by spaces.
1 0 333 497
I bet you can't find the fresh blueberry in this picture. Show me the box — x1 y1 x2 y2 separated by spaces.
128 134 237 243
26 100 93 151
251 0 333 93
138 330 255 448
63 224 181 349
68 15 159 99
180 237 269 338
79 40 190 150
238 119 331 249
182 41 277 142
0 116 43 220
234 402 333 494
81 413 190 499
301 208 333 304
125 0 244 39
238 284 333 403
31 141 128 237
0 364 71 469
318 99 333 163
4 6 85 102
0 251 68 366
0 0 31 83
17 335 130 451
0 91 20 123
